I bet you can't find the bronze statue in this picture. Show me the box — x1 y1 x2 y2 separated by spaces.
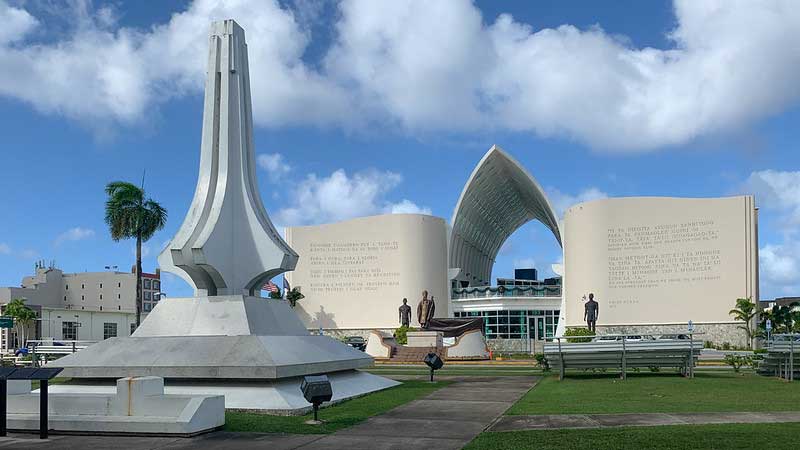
584 293 599 332
417 290 436 329
399 298 412 327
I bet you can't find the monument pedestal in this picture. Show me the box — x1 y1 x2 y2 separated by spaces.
407 331 444 348
51 296 399 412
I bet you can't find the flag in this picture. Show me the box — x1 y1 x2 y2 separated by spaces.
263 281 279 293
283 277 291 293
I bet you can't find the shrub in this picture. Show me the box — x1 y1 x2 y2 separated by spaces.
724 354 752 372
565 327 595 343
394 325 416 345
722 342 732 350
534 353 550 371
703 340 714 348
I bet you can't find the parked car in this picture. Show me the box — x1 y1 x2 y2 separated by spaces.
344 336 366 351
657 334 690 340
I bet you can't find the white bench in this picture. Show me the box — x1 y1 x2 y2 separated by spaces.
545 336 702 380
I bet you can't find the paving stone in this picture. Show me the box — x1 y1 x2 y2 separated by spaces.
491 414 598 431
299 435 469 450
589 413 684 427
336 416 488 439
425 387 529 402
383 399 511 421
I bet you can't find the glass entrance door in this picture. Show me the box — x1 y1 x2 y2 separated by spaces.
529 316 545 354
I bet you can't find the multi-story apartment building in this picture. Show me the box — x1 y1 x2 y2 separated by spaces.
0 262 161 351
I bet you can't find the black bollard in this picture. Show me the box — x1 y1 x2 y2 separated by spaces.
39 379 48 439
0 378 6 437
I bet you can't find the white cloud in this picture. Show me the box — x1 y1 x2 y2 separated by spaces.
547 187 609 217
742 170 800 298
0 1 37 44
745 170 800 227
385 199 432 215
257 153 291 182
1 1 799 150
0 243 10 255
55 227 95 245
276 169 430 226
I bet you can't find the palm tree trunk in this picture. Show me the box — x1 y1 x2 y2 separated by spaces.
136 233 143 327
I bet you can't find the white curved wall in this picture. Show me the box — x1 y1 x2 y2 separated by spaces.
563 196 758 326
285 214 449 329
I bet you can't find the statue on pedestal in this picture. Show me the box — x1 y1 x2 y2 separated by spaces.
417 290 436 329
584 293 599 332
399 298 411 327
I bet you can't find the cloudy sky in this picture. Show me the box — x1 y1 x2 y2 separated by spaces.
0 0 798 299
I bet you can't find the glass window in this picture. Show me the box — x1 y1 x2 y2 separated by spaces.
62 322 78 340
153 280 160 290
81 295 84 301
99 283 103 289
144 303 152 312
144 291 152 300
118 282 121 288
103 323 117 340
143 279 152 290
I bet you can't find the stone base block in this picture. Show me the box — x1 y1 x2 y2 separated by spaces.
407 331 443 348
46 370 400 414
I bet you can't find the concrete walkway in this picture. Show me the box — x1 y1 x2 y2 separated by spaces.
0 376 538 450
299 376 538 450
490 411 800 432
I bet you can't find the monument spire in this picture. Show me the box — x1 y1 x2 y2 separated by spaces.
158 19 297 296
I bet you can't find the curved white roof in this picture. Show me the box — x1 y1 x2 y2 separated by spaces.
449 145 562 286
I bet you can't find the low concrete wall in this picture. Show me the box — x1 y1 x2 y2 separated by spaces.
594 323 748 348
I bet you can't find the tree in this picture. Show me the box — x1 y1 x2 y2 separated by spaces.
105 181 167 327
728 297 757 348
4 298 36 348
285 288 305 308
269 288 282 299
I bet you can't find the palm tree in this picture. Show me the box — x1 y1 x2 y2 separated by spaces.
4 298 37 348
729 297 757 348
104 181 167 327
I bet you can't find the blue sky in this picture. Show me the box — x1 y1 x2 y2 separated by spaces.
0 0 798 300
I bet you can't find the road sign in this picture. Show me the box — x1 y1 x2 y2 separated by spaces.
688 320 694 332
766 319 772 331
0 318 12 329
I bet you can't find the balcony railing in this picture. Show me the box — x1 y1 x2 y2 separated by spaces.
452 285 562 300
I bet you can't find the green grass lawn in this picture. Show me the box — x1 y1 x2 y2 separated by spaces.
465 423 800 450
508 372 800 415
224 380 448 434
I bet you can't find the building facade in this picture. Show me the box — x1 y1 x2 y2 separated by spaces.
0 263 160 350
282 145 759 350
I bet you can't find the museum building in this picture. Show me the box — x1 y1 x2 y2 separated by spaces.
285 145 759 351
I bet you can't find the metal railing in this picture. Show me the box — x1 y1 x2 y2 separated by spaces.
452 285 562 300
26 340 96 367
760 333 799 381
544 333 703 380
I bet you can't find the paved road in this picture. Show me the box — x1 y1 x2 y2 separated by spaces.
0 376 538 450
490 411 800 431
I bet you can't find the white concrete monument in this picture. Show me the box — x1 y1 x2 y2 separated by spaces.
51 19 398 412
